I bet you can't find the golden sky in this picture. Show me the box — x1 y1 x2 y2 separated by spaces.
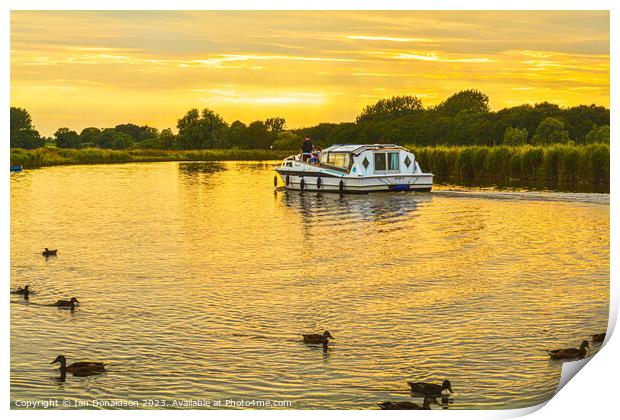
10 11 609 136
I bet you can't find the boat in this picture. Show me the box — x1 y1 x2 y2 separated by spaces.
275 144 433 193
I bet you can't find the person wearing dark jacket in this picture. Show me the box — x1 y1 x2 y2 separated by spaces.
301 135 313 161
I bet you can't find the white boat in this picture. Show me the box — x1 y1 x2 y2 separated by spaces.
275 144 433 193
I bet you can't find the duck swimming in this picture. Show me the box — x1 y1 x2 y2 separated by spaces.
378 396 438 410
548 340 589 360
12 285 29 294
54 297 79 308
42 248 58 257
12 285 30 298
302 331 334 345
408 379 453 397
592 333 606 343
50 355 105 374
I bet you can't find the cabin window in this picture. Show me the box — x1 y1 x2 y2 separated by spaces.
321 152 350 170
388 152 400 171
374 151 400 173
374 153 386 171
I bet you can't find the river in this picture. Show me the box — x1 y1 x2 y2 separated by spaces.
10 161 609 409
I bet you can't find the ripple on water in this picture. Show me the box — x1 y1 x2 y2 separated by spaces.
11 162 609 409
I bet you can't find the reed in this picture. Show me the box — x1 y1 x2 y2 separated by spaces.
408 143 609 185
11 144 609 186
10 147 295 168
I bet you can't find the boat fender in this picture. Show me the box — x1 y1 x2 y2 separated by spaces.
286 175 290 186
273 175 278 187
300 178 305 191
317 174 322 189
339 179 344 195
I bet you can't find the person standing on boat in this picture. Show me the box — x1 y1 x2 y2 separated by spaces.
301 135 314 162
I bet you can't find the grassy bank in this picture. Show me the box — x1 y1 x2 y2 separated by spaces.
11 144 609 187
408 143 609 186
10 147 295 168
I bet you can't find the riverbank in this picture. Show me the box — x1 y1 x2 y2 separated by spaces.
11 144 609 191
408 143 609 187
10 147 295 168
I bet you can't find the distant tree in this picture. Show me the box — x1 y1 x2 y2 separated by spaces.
453 109 493 145
97 128 120 149
503 127 528 146
158 128 176 149
564 104 609 142
584 124 610 144
114 123 143 141
135 138 160 149
111 132 134 149
229 120 248 148
356 95 423 122
246 121 270 149
532 117 569 144
265 117 286 133
79 127 102 147
10 107 44 149
177 108 229 149
54 127 80 148
272 131 302 150
435 89 490 116
115 123 159 142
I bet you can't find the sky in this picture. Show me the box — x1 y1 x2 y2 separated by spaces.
10 10 610 136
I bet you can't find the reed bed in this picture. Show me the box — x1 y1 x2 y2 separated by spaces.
408 143 609 185
11 144 609 186
10 148 294 168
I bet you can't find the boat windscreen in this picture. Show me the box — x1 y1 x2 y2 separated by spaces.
321 152 350 170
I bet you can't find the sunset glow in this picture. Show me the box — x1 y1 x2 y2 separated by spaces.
10 10 609 136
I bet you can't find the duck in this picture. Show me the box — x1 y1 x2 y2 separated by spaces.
50 355 105 374
548 340 589 360
302 331 334 345
12 285 30 298
378 396 438 410
592 333 606 343
42 248 58 257
12 285 29 294
54 297 79 308
408 379 453 397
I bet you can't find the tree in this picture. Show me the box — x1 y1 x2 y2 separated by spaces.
584 124 610 144
115 123 159 142
246 121 270 149
356 95 423 122
435 89 490 116
532 117 569 145
158 128 176 149
503 127 528 146
54 127 80 148
176 108 229 149
265 117 286 133
10 107 44 149
111 132 134 149
79 127 102 147
229 120 248 148
272 131 302 150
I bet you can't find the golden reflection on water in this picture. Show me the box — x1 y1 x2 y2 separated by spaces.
10 161 609 409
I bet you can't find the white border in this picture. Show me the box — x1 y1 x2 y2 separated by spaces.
3 1 617 419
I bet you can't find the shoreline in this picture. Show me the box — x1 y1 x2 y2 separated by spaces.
10 145 609 193
10 147 294 169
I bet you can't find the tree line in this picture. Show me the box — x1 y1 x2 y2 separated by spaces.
10 89 610 151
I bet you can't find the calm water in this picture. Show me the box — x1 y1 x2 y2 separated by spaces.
10 161 609 409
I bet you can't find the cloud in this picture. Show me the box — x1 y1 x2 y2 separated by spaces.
347 35 434 43
10 10 609 135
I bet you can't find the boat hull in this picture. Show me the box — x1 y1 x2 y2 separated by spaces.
275 169 433 193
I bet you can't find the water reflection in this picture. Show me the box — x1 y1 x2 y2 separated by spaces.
280 190 432 226
10 161 609 409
